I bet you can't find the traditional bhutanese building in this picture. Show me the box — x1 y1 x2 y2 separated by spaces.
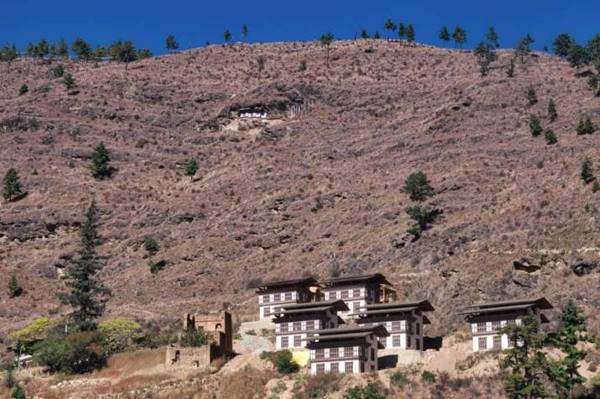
272 300 348 350
321 274 395 319
255 277 318 320
460 297 553 352
355 300 434 351
306 325 389 375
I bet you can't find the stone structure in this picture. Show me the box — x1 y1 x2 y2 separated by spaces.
460 297 553 352
166 311 233 368
256 277 318 320
355 300 434 351
321 274 395 319
306 325 388 375
272 300 348 350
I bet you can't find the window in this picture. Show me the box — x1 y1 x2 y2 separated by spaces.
407 336 411 348
330 362 339 373
492 320 502 331
416 322 420 335
392 335 401 347
306 320 315 330
341 290 349 299
316 364 325 374
315 349 325 359
293 322 301 331
352 302 361 313
293 335 301 347
329 291 337 300
391 321 401 331
345 362 354 373
274 293 281 302
344 347 354 358
352 288 361 298
477 322 487 333
281 336 289 348
280 323 288 333
493 335 502 350
478 337 487 350
370 348 375 361
263 295 270 303
416 339 421 350
284 292 292 301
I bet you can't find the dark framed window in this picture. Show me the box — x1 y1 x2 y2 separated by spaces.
492 320 502 331
352 302 361 313
478 336 487 350
341 290 349 299
274 293 281 302
392 335 401 347
284 292 292 301
415 322 420 335
316 363 325 374
416 339 421 350
407 336 411 348
280 323 288 333
293 321 301 331
345 361 354 373
281 336 289 348
370 348 375 361
344 347 353 358
315 348 325 359
493 335 502 349
477 322 487 333
293 335 301 347
329 291 337 300
352 288 361 297
330 362 339 373
263 295 270 303
392 321 401 331
306 320 315 330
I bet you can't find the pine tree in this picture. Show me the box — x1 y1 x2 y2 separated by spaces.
567 44 590 70
184 158 199 176
223 29 232 44
56 38 69 58
499 315 550 399
397 24 406 40
403 171 434 202
486 27 500 48
59 201 111 331
242 24 249 41
547 99 558 122
8 272 22 298
11 384 26 399
516 34 535 64
405 24 415 42
63 73 75 90
529 115 543 136
384 19 397 39
576 117 595 135
452 26 467 48
553 33 574 58
319 32 334 68
506 58 515 77
439 26 450 44
165 35 179 52
360 29 369 39
2 168 24 201
581 158 595 183
19 84 28 96
90 143 111 179
527 86 538 105
71 38 92 61
547 300 593 398
544 129 557 145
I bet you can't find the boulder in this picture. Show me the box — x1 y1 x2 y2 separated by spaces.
569 258 599 276
513 257 542 273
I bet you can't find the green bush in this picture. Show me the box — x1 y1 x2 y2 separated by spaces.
529 115 543 136
180 325 208 347
11 385 26 399
10 317 53 351
143 237 160 256
403 171 434 202
98 318 142 354
184 159 199 176
18 84 28 96
390 370 410 387
544 129 557 145
344 383 385 399
34 331 107 374
422 370 437 383
576 117 595 135
581 158 595 184
260 350 298 374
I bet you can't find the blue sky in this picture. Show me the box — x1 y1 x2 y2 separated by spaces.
2 0 599 54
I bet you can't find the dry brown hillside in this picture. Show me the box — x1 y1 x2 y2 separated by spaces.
1 40 599 339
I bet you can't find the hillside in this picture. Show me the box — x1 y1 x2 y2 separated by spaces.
1 39 599 340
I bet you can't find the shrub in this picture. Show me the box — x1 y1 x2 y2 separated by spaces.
581 158 595 184
576 117 595 135
298 373 341 398
344 383 385 399
529 115 543 136
180 324 208 347
8 273 22 298
260 350 298 374
527 86 538 105
593 181 600 193
184 159 199 176
98 318 142 354
63 73 75 90
11 385 26 399
34 331 108 374
18 84 28 96
422 370 437 383
2 168 24 202
390 370 410 387
403 171 434 202
10 317 52 350
90 143 111 179
143 237 160 256
52 65 65 78
547 99 557 122
544 129 557 145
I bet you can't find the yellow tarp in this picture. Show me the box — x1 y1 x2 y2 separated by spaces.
292 350 310 367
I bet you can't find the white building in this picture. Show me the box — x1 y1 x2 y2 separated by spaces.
306 325 389 375
272 300 348 350
460 297 553 352
321 274 395 319
255 277 318 320
355 300 434 351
